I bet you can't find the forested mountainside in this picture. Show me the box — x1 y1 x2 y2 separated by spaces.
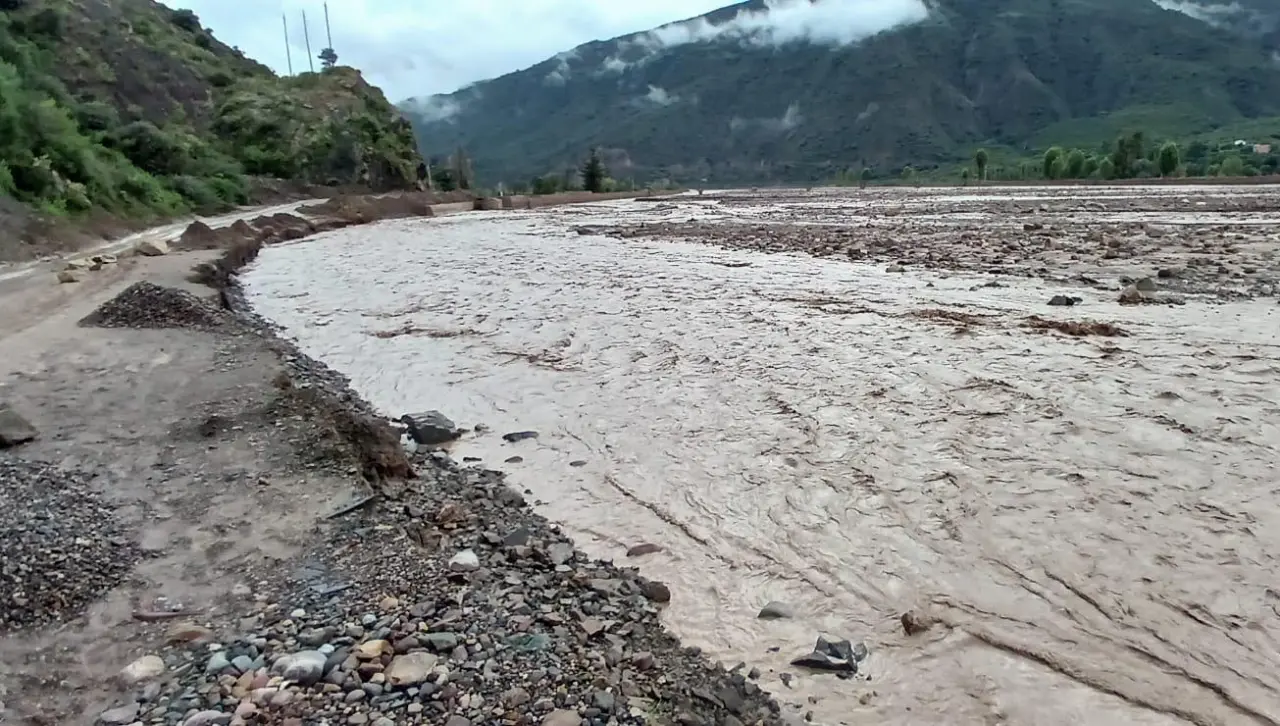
0 0 422 231
404 0 1280 185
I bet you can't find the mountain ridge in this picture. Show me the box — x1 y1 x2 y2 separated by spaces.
404 0 1280 185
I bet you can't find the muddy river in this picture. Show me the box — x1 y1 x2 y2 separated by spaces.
242 187 1280 726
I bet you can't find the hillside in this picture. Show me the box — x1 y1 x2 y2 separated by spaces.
404 0 1280 185
0 0 423 250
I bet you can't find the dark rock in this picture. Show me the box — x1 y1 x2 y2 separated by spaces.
639 579 671 603
789 635 862 673
1047 294 1082 306
757 601 793 620
901 609 937 635
502 430 539 443
0 405 37 448
626 543 663 557
99 703 140 725
399 410 461 445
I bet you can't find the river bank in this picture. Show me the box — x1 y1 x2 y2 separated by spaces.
0 191 782 726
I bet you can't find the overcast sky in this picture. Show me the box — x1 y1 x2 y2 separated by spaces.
158 0 731 101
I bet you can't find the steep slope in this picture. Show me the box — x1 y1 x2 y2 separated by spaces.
0 0 422 240
404 0 1280 185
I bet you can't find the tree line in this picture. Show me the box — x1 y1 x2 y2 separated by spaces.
427 146 647 195
967 131 1280 182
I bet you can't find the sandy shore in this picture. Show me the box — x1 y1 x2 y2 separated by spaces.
0 200 776 726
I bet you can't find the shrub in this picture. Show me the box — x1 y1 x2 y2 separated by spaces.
74 101 119 132
106 121 187 176
169 9 201 33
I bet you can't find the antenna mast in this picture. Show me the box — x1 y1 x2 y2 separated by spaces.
282 13 293 75
324 1 333 49
301 10 314 72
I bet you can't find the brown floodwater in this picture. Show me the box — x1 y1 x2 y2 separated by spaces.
242 187 1280 726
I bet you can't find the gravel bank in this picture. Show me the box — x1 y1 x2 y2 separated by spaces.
0 457 138 631
79 281 235 330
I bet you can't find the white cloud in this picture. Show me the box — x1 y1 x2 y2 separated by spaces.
401 95 462 122
642 85 678 105
1153 0 1276 28
641 0 929 49
729 103 803 132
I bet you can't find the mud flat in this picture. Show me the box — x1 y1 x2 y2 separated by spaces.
242 186 1280 726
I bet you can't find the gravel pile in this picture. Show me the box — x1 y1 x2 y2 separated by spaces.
117 455 783 726
80 281 235 330
0 456 137 631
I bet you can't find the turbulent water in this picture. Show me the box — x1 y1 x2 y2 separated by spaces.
243 191 1280 726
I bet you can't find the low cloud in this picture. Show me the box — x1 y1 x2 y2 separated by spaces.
643 0 928 48
1154 0 1277 29
402 95 463 122
544 50 575 85
643 85 678 105
597 0 928 75
730 103 803 132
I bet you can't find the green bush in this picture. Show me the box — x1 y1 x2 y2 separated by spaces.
74 100 119 132
169 9 201 33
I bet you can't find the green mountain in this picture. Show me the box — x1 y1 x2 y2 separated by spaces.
0 0 423 243
403 0 1280 185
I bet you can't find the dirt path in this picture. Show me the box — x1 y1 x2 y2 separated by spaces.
0 245 365 724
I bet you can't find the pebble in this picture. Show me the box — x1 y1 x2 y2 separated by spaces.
385 652 438 686
121 654 165 684
99 703 139 725
448 548 480 572
277 650 327 685
543 710 582 726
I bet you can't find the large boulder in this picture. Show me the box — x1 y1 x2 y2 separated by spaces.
399 410 461 446
0 404 38 447
135 238 169 256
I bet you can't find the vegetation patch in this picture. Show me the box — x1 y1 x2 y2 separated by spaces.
0 0 422 255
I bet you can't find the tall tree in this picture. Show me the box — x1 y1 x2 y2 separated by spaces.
974 148 988 181
450 148 472 190
1065 149 1086 178
1157 142 1180 177
580 147 606 193
1043 147 1065 179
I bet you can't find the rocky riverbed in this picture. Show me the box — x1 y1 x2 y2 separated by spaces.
594 185 1280 301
